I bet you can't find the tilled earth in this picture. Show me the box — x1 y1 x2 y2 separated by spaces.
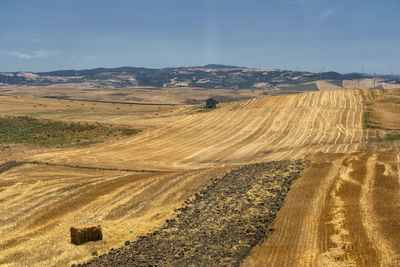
78 160 304 267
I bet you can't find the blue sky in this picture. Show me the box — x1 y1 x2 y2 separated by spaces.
1 0 399 73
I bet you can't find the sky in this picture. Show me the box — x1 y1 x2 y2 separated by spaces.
0 0 399 73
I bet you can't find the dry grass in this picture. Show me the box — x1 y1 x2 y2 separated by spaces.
316 80 343 91
242 152 400 266
367 91 400 130
0 85 266 105
0 116 140 147
0 89 399 266
0 164 229 266
0 95 185 131
362 90 400 150
30 89 390 171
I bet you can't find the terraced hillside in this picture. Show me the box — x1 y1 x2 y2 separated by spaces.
0 89 399 266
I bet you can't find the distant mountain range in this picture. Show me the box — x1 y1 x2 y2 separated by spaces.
0 65 399 90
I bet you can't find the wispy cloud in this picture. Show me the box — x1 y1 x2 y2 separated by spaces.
1 50 56 59
314 9 335 20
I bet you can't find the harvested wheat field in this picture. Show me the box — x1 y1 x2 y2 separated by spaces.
31 89 390 170
0 163 229 266
243 152 400 267
0 89 400 266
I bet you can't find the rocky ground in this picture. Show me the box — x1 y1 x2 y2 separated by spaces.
76 160 304 267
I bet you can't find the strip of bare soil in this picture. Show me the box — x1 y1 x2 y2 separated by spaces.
78 160 304 267
0 160 161 174
0 161 25 174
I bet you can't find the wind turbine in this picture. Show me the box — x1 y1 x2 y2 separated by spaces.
319 67 325 80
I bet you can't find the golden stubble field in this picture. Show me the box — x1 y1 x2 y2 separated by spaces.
0 85 263 105
0 88 399 266
243 152 400 266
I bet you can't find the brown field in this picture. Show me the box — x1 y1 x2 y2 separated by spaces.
0 85 264 104
0 88 400 266
0 95 183 130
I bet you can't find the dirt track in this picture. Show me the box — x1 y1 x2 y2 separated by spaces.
242 152 400 266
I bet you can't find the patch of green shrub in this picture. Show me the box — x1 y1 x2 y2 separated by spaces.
383 133 400 141
0 116 140 147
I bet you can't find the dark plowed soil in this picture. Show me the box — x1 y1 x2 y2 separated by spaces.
78 160 304 267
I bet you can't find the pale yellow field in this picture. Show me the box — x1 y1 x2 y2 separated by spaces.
31 89 390 170
0 89 400 266
316 80 343 91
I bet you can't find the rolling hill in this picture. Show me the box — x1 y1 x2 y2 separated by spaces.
2 65 399 106
0 88 399 266
1 65 397 90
